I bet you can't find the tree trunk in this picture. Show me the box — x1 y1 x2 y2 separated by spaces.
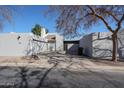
112 34 118 62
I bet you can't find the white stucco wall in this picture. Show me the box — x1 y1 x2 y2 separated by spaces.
80 31 124 59
0 32 64 56
66 43 79 55
0 33 32 56
79 34 92 57
80 32 113 58
118 31 124 59
92 32 113 58
56 34 64 51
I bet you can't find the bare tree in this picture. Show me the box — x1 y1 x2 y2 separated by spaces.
47 5 124 62
0 5 14 31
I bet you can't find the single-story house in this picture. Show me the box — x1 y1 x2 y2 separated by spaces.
79 31 124 59
0 28 63 56
1 27 124 59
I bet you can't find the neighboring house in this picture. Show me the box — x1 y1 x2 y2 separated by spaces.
79 31 124 59
0 29 63 56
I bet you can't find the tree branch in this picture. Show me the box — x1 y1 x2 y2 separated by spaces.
114 14 124 34
105 11 119 22
95 14 114 33
87 5 114 33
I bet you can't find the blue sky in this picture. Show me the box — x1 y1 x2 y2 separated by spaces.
3 5 57 33
2 5 114 35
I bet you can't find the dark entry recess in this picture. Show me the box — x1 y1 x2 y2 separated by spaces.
78 47 83 55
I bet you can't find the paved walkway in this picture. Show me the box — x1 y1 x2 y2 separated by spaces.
0 53 124 88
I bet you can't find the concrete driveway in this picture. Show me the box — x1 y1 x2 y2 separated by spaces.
0 52 124 88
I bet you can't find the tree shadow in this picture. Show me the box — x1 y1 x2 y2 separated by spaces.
81 32 124 60
36 62 58 87
81 65 121 88
0 60 124 88
19 67 29 88
25 38 46 59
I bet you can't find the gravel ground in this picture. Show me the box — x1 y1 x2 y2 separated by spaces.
0 52 124 88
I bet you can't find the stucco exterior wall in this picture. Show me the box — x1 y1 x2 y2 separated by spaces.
64 43 79 55
118 31 124 59
55 34 64 51
79 34 92 57
0 33 64 56
0 33 32 56
92 32 113 58
80 31 124 59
